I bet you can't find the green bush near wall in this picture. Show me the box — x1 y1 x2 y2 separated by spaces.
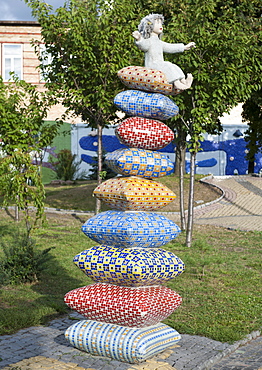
41 122 71 184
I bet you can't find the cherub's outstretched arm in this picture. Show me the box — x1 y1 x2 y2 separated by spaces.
132 31 141 41
184 42 196 50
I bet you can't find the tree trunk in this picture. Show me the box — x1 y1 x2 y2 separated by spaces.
174 129 187 230
186 151 196 247
174 140 186 176
248 160 255 174
15 205 19 222
179 158 186 231
95 123 103 214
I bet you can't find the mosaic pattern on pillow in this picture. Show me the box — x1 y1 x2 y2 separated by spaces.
105 148 174 178
81 211 181 248
115 117 174 150
93 176 176 211
64 283 182 327
114 90 179 120
74 245 185 286
117 66 181 96
65 320 181 363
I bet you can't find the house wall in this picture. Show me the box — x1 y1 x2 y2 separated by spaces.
0 21 81 184
0 20 82 124
0 21 41 83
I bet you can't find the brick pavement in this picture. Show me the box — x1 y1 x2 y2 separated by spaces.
0 313 261 370
1 311 260 370
192 175 262 231
0 175 261 370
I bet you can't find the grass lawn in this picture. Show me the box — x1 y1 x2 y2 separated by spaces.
0 207 261 344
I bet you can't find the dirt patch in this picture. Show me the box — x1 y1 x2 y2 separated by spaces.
44 177 223 214
0 178 223 225
160 179 223 212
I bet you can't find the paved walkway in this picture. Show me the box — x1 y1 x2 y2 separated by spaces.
0 175 261 370
0 312 260 370
166 175 262 232
194 175 262 231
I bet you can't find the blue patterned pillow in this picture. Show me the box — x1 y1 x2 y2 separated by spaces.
114 90 179 120
105 148 174 178
82 211 180 248
65 320 181 363
73 245 185 286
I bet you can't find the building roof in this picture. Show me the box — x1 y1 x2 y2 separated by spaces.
0 20 40 26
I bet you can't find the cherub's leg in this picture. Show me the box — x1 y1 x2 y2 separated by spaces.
173 80 188 90
182 73 193 87
173 73 193 90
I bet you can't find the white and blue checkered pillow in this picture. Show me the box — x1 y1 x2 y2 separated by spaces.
65 320 181 363
114 90 179 120
82 210 181 248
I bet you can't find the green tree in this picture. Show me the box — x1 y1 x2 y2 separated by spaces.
0 76 62 233
242 89 262 173
140 0 261 245
25 0 261 237
24 0 141 213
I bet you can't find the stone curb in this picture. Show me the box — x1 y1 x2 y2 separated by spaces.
199 330 261 370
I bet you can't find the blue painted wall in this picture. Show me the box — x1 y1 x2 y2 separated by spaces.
77 131 262 176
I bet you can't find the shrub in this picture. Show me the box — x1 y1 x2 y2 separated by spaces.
50 149 87 181
0 232 54 285
88 150 116 180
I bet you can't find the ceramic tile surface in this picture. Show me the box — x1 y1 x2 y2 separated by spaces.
115 116 174 150
105 148 174 178
117 66 181 95
64 283 182 327
93 176 176 211
65 320 181 363
81 210 181 248
73 245 185 286
114 90 179 120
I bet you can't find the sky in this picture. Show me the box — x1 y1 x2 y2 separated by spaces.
0 0 63 21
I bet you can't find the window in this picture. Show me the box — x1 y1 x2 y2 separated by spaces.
39 44 53 82
3 44 23 81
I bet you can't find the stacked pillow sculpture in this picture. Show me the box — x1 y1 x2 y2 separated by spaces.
64 66 185 364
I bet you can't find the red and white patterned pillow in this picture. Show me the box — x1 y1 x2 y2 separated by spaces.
64 283 182 327
115 117 174 150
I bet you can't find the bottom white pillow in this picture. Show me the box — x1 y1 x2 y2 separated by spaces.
65 320 181 363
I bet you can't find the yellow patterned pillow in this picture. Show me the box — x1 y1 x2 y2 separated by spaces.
93 176 176 211
117 66 181 95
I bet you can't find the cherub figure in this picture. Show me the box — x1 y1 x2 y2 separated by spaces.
133 13 196 90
